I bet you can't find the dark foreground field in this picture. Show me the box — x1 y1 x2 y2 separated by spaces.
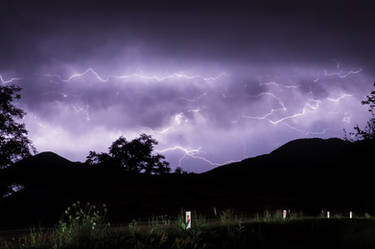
2 208 375 249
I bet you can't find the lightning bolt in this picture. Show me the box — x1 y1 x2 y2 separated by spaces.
249 92 287 112
0 74 21 84
243 91 352 132
259 81 298 89
64 68 108 82
242 90 299 125
157 146 236 167
72 104 91 121
327 94 352 102
45 68 228 83
242 98 321 125
282 123 328 136
314 68 362 82
324 69 362 78
114 72 228 82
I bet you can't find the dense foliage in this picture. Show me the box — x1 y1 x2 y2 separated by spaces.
0 84 35 169
85 134 170 174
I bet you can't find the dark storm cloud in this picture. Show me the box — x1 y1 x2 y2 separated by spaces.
1 0 375 68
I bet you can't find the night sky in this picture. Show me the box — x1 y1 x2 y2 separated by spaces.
1 0 374 172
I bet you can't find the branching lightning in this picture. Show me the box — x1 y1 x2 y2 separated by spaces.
242 99 321 125
314 67 362 82
138 111 237 168
245 63 359 134
242 95 330 136
324 69 362 78
45 68 228 83
157 146 235 167
244 77 354 129
249 92 287 112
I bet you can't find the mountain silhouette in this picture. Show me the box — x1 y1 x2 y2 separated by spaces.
4 151 79 186
0 137 373 228
269 137 351 157
204 137 355 176
13 151 74 170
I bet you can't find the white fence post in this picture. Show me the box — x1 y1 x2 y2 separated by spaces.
349 211 352 219
186 211 191 229
327 211 330 219
283 210 287 219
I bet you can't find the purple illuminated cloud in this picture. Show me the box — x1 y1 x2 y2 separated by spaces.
17 63 371 172
1 1 374 172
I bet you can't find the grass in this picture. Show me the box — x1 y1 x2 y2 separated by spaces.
1 203 375 249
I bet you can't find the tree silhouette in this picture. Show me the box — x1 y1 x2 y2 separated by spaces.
86 134 170 174
174 166 188 174
0 84 36 169
85 151 114 167
348 83 375 141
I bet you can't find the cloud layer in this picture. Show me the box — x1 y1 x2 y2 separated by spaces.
1 1 374 172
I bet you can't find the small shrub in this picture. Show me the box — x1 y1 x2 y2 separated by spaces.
220 209 235 225
192 211 209 230
364 213 372 219
149 215 172 234
54 201 110 247
236 219 245 234
271 210 284 222
263 210 273 222
175 212 188 231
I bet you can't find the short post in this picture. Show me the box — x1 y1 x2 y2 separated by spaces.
283 209 287 219
186 211 191 229
349 211 352 219
327 211 330 219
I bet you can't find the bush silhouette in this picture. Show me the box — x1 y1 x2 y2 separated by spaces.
85 134 170 174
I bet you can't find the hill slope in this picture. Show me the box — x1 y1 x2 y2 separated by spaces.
204 137 355 176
